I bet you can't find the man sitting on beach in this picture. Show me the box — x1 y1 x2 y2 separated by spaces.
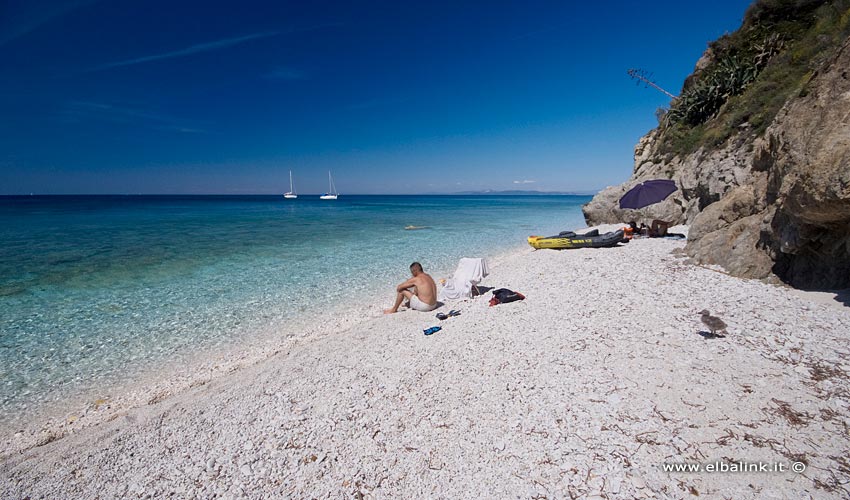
383 262 438 314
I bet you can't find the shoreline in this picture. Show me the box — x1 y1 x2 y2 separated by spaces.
3 224 850 498
0 239 535 459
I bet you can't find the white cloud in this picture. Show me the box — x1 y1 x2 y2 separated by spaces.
0 0 96 48
93 22 343 71
513 179 536 184
62 101 209 133
95 31 279 70
267 67 307 80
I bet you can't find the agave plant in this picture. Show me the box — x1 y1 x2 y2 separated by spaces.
666 55 762 126
664 29 790 129
753 33 786 70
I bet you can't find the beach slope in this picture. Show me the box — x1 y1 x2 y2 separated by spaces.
2 226 849 499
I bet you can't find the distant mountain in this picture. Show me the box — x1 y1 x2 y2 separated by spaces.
452 189 596 196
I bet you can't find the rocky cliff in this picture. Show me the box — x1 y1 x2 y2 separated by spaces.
583 0 850 289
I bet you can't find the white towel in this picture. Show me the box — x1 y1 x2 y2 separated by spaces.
438 257 489 301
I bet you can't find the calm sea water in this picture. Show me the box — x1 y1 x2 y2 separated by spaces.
0 195 589 421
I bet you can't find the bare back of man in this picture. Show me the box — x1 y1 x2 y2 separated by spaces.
384 262 438 314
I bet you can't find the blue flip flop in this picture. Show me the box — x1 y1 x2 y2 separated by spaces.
424 326 442 336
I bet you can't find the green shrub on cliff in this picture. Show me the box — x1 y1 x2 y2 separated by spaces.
657 0 850 158
665 55 760 127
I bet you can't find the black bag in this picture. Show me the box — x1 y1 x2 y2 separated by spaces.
490 288 526 306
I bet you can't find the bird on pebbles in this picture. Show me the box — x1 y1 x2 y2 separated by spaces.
698 309 727 338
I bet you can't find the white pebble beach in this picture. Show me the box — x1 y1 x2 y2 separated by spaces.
2 225 850 499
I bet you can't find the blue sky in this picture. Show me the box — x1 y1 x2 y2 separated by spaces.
0 0 752 194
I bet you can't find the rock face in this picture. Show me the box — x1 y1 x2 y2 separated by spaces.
749 37 850 288
584 37 850 289
581 128 757 227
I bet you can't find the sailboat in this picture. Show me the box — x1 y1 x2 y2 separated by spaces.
284 170 297 199
319 171 339 200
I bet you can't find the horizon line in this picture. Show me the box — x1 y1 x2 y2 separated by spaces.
0 191 598 197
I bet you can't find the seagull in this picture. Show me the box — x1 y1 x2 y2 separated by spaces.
698 310 727 337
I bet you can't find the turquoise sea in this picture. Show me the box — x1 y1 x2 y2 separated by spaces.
0 195 589 423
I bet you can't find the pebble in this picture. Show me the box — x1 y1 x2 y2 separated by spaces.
631 476 646 489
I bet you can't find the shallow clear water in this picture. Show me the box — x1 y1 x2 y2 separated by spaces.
0 195 589 420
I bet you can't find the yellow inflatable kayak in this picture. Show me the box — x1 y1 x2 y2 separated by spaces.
528 229 627 250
